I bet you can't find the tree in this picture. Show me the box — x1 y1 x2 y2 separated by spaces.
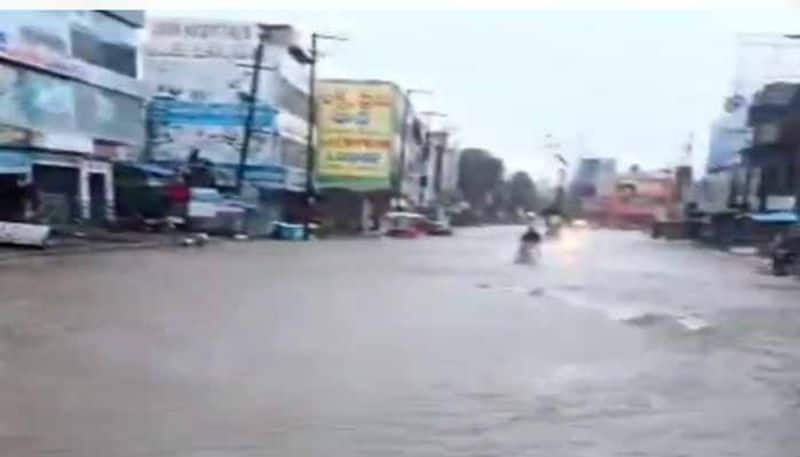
508 171 538 212
457 148 505 212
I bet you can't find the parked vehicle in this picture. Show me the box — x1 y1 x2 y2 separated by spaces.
424 218 453 236
383 211 425 238
187 187 247 235
113 163 189 230
417 207 454 236
770 228 800 276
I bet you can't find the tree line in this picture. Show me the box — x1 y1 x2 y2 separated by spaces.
455 147 541 223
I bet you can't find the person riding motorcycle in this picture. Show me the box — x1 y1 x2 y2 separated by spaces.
517 224 542 264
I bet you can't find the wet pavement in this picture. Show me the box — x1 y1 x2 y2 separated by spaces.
1 226 800 456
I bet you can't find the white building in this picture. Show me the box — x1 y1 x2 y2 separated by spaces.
0 11 146 224
143 19 312 229
144 18 310 192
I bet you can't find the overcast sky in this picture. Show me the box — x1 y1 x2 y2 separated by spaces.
155 10 800 179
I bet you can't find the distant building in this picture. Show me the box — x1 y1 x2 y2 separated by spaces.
569 157 617 219
412 129 445 207
440 145 460 196
0 11 146 224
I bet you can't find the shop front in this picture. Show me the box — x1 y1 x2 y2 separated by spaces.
0 59 143 225
0 150 33 222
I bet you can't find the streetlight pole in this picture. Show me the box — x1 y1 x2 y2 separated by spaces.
236 32 277 194
303 34 318 241
396 88 432 209
544 133 568 215
554 154 568 215
289 32 347 240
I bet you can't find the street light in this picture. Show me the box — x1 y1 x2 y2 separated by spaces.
397 88 432 205
544 134 569 215
288 32 348 240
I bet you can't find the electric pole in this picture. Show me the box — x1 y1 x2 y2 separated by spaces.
236 32 276 194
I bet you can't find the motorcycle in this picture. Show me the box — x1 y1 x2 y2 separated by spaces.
770 232 800 276
515 240 540 264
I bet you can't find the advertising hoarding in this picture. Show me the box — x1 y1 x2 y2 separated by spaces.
148 98 281 184
316 81 394 190
0 62 143 147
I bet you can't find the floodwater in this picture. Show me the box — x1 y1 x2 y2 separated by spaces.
1 227 800 456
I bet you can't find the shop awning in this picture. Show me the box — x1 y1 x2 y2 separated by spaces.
0 150 32 175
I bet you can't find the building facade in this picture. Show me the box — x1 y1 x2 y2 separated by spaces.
143 18 310 231
439 143 460 197
400 105 427 207
314 79 431 231
0 11 146 224
418 129 449 207
744 82 800 213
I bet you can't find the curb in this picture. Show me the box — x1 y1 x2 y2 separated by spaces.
0 240 177 263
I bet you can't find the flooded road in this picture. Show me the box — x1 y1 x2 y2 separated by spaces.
1 226 800 456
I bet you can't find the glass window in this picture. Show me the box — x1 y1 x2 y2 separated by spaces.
277 77 308 120
69 11 138 78
71 27 104 67
0 62 142 145
102 40 137 78
281 137 306 168
18 70 77 131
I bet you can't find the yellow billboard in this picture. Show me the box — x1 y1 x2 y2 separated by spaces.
316 82 394 189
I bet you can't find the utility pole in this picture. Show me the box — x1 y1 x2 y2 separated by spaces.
236 32 276 194
303 34 318 241
288 32 347 240
545 133 568 215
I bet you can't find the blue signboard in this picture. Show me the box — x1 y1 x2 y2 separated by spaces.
149 99 276 130
148 98 280 178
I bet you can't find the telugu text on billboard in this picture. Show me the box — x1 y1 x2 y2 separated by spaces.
316 82 394 190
